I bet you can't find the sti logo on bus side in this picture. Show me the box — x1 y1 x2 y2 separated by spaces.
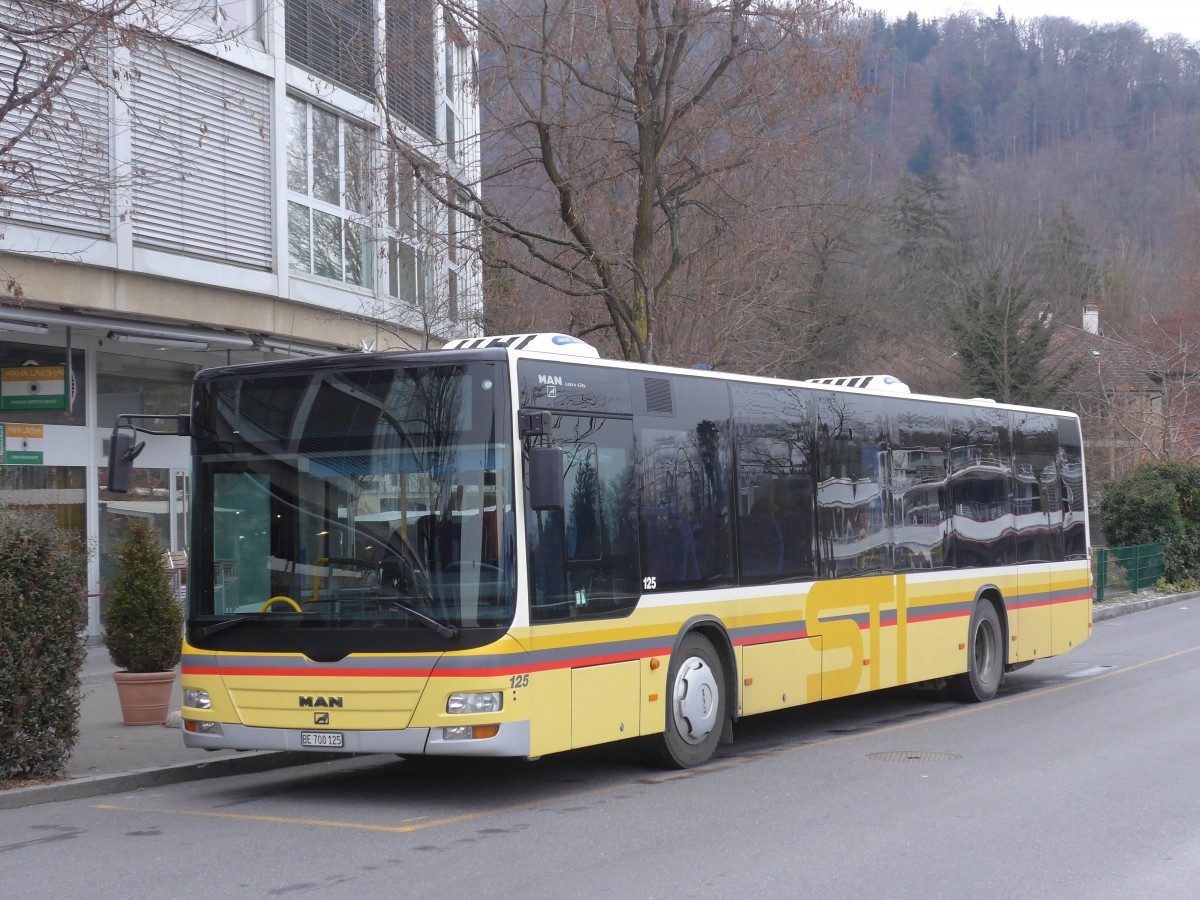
298 696 344 708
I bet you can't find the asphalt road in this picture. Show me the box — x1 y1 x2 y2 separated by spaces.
3 601 1199 899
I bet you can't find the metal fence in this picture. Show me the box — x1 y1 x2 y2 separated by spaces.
1093 542 1163 602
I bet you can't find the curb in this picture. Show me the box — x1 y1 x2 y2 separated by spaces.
1092 589 1200 621
0 750 354 812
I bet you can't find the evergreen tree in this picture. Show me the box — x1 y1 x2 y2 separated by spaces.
104 519 182 673
944 266 1078 405
1036 205 1099 309
890 166 955 263
905 135 938 182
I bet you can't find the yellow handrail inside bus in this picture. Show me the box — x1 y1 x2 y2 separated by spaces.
261 595 302 613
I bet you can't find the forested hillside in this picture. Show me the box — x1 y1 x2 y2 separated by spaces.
862 9 1200 277
837 7 1200 390
478 3 1200 402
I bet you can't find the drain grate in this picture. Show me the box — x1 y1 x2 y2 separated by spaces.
867 750 962 763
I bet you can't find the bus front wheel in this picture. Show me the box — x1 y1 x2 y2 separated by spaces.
949 600 1003 702
650 633 726 768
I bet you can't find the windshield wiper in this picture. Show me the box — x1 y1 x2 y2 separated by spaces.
196 615 252 637
389 601 459 640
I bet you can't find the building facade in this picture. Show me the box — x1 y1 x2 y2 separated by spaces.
1053 305 1200 518
0 0 481 636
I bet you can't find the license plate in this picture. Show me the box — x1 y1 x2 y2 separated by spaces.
300 731 344 749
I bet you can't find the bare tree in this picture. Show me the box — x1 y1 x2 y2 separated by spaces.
419 0 867 363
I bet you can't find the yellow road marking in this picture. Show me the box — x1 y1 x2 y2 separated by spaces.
96 642 1200 832
94 805 470 833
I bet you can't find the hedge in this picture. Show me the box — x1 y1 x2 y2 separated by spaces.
0 508 88 783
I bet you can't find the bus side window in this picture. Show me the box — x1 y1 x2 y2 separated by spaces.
731 382 816 583
644 507 700 583
527 416 639 621
635 374 735 590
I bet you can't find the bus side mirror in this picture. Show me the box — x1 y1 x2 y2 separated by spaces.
528 446 565 511
107 430 144 493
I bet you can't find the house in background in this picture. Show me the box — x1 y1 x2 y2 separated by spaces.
1052 304 1200 518
0 0 480 637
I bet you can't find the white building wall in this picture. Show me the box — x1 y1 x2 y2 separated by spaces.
0 0 483 635
1 0 482 351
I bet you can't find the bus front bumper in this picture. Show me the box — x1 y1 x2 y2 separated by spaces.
182 720 532 758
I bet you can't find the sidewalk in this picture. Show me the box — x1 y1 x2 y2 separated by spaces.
3 589 1197 810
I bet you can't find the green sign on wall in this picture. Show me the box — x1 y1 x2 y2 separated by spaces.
0 422 46 465
0 365 68 411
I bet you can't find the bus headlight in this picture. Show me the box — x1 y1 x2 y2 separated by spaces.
184 689 212 710
446 692 503 714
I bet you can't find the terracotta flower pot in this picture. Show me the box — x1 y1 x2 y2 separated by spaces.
113 670 176 726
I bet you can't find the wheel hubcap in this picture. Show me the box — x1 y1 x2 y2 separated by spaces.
975 619 997 682
672 657 719 745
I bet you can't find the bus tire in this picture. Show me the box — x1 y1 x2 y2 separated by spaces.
649 633 726 768
949 600 1003 702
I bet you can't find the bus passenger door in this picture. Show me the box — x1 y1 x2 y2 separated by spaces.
524 414 643 749
526 415 640 622
1051 420 1090 655
1013 413 1059 661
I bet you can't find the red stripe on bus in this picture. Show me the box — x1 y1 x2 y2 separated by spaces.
182 647 676 681
907 610 970 624
182 666 437 679
1009 591 1092 611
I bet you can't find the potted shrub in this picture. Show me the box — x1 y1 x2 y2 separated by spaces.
104 518 183 725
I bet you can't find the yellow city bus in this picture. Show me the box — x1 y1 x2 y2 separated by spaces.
111 333 1091 768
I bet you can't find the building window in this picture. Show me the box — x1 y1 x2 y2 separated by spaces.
0 3 110 236
213 1 264 42
97 353 198 427
287 97 373 288
385 155 435 306
286 0 375 99
385 0 436 138
443 13 472 163
131 44 272 269
445 182 475 323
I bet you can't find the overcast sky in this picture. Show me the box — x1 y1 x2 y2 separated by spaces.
864 2 1200 42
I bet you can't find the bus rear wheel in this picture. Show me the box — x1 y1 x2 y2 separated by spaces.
649 633 725 768
949 600 1003 702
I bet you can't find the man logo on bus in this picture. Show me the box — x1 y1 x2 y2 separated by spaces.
299 696 343 708
537 374 564 386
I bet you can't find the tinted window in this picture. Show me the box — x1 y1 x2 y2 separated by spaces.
814 391 890 577
636 374 734 590
949 406 1014 567
890 401 950 570
732 383 816 582
1013 412 1063 562
526 415 640 622
1058 416 1087 560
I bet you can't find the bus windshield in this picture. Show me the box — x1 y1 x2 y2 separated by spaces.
188 359 515 653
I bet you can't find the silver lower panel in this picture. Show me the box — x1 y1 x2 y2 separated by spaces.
183 720 532 757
